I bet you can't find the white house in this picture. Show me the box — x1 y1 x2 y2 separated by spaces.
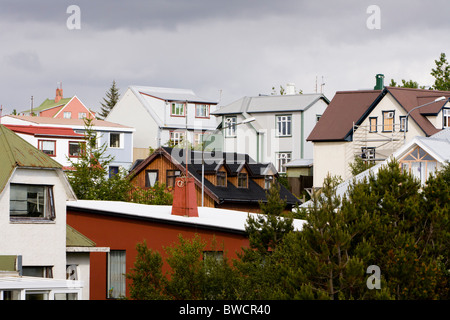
308 79 450 187
1 115 135 176
0 124 82 300
105 86 219 161
211 85 329 173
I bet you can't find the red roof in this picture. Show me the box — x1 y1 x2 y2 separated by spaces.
3 124 85 139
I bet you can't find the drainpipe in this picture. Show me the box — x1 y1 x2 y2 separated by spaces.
300 112 304 159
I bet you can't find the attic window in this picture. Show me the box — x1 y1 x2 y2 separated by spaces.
217 172 227 187
444 109 449 128
264 176 273 190
237 173 248 188
10 184 55 221
382 111 394 132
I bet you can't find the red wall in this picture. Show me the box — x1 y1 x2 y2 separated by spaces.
67 209 249 300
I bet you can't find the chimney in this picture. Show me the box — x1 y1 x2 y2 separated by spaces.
55 84 63 103
171 176 198 217
286 83 296 95
374 74 384 90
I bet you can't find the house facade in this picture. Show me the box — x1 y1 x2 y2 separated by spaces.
21 86 96 120
105 86 219 162
211 87 329 173
1 115 135 174
0 125 83 300
128 147 300 212
66 199 305 300
308 80 450 187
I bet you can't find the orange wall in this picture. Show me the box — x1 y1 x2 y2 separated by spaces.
53 97 94 119
67 209 249 300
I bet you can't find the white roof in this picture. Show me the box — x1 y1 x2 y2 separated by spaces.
67 200 305 233
0 276 83 290
131 85 218 104
284 159 314 168
212 94 328 115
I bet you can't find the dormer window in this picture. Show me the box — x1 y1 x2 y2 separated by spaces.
264 175 273 190
444 109 450 128
171 102 185 117
382 111 394 132
237 173 248 188
217 172 227 187
10 184 55 221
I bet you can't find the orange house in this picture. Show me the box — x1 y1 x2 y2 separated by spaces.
24 86 96 119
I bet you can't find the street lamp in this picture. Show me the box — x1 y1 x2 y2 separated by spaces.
200 116 256 206
403 96 447 143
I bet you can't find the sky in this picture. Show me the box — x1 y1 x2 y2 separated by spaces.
0 0 449 115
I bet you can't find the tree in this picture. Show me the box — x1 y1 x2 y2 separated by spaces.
349 155 375 176
388 79 423 89
99 80 120 119
271 85 303 95
431 53 450 91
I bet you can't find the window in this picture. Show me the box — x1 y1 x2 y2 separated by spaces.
203 251 223 262
26 291 50 300
22 266 53 278
63 112 72 119
369 117 377 133
276 152 291 173
217 172 227 187
10 184 55 220
68 141 84 157
444 109 450 128
382 111 394 132
194 133 204 148
170 131 184 146
38 140 56 156
145 170 158 188
107 250 126 299
166 170 181 187
109 166 119 178
400 116 407 132
316 114 322 122
237 173 248 188
361 147 376 160
224 116 237 137
400 146 438 184
109 133 121 148
171 102 185 116
195 104 210 118
276 115 292 137
264 175 273 190
78 112 87 119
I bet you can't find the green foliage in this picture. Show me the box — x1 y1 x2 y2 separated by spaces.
349 155 376 176
431 53 450 91
388 79 423 89
99 80 120 119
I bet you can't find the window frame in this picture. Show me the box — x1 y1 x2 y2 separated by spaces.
78 112 87 119
264 175 274 190
107 250 126 299
109 133 122 149
369 117 378 133
237 172 248 188
276 152 292 173
171 102 185 117
399 116 408 132
38 140 56 157
195 104 210 119
443 109 450 128
170 131 185 146
145 170 159 188
216 171 227 187
68 141 85 158
382 111 395 132
63 112 72 119
275 114 292 137
166 170 181 188
361 147 376 160
224 116 237 137
10 184 56 222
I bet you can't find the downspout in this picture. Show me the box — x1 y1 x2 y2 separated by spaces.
300 111 304 159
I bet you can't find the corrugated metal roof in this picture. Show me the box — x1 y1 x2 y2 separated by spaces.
0 125 62 193
133 85 218 104
212 94 328 115
66 225 96 247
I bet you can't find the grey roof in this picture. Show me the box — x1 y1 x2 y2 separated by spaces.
212 94 329 115
284 159 314 168
131 85 218 104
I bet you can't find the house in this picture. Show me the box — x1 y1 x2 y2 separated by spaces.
66 199 305 299
307 75 450 187
301 127 450 209
1 115 135 174
128 147 300 212
211 84 329 173
20 85 96 119
0 124 83 299
105 86 219 162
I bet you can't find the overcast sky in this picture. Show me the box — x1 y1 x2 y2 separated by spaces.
0 0 449 115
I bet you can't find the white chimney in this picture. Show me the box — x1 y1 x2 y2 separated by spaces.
286 83 296 95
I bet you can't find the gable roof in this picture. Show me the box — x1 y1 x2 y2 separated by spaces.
0 125 62 193
212 93 329 115
129 147 300 206
132 85 218 104
4 125 85 139
307 90 383 141
31 97 72 113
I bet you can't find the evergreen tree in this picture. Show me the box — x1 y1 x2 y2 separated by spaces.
431 53 450 91
99 80 120 119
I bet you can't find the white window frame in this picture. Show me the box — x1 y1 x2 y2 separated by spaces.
63 112 72 119
276 115 292 137
171 102 185 117
78 112 87 119
195 104 210 118
170 131 185 146
38 140 56 157
224 116 237 137
10 184 56 221
276 152 292 173
443 109 450 128
109 132 123 149
107 250 126 299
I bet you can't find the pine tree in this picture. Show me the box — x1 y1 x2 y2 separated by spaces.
431 53 450 91
99 80 120 119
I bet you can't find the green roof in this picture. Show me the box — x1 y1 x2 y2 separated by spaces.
66 225 96 247
26 97 72 113
0 125 62 193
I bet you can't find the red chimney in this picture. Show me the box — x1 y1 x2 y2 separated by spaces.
171 176 198 217
55 87 63 103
